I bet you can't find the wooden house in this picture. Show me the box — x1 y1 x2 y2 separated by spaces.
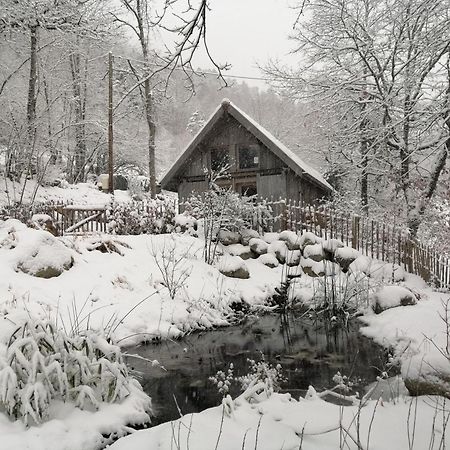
160 99 333 203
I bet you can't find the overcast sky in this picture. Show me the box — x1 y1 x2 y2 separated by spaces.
192 0 298 87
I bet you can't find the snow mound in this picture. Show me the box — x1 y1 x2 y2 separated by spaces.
372 285 418 313
0 221 74 278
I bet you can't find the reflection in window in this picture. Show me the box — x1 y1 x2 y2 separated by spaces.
211 148 230 172
238 144 259 169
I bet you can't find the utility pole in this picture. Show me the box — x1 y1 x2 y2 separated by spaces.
108 51 114 194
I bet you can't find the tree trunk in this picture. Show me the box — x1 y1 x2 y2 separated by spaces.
359 74 369 215
23 24 38 180
69 48 87 183
144 78 156 198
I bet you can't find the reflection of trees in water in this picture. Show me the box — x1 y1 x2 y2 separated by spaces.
128 313 389 424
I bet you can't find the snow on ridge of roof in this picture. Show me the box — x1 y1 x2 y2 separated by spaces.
227 101 333 191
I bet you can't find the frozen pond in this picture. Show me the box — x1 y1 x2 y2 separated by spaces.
125 313 389 425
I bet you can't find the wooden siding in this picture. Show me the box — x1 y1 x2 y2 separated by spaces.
257 172 286 200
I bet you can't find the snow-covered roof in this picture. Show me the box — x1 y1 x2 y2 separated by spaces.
160 99 333 193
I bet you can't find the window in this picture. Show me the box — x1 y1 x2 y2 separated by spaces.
210 148 230 172
238 144 259 169
240 183 257 196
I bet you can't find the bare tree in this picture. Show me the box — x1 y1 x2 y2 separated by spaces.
112 0 229 198
265 0 450 235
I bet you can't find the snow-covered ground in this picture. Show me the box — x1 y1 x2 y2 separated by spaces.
0 178 131 207
0 216 449 449
0 220 282 346
111 389 448 450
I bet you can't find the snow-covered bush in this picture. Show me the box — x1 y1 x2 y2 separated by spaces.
308 267 375 319
107 198 176 235
237 357 286 397
210 357 285 403
0 321 149 425
183 185 272 264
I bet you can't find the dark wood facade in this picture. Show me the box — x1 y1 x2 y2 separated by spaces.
161 100 332 203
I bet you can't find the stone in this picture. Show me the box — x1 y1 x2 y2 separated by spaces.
218 255 250 279
334 247 360 272
372 285 418 314
262 232 280 244
267 240 289 264
301 257 325 277
285 249 301 267
240 229 260 246
322 238 344 260
278 230 301 250
258 253 279 268
299 231 320 250
303 243 325 262
29 214 58 236
217 230 241 246
225 244 254 260
249 238 268 256
404 376 450 399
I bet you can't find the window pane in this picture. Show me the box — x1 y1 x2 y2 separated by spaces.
239 145 259 169
241 184 257 196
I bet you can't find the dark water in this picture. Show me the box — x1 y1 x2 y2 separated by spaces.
124 313 390 425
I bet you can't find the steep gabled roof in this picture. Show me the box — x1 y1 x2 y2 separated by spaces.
160 99 333 193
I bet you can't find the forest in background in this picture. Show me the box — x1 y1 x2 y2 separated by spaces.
0 0 449 252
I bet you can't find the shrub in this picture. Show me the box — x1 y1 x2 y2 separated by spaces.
0 321 147 425
184 185 272 264
107 198 176 235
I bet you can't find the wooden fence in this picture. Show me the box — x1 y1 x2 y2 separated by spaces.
257 200 450 290
0 199 176 235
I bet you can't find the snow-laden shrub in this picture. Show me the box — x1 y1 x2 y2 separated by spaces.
183 186 273 264
0 321 148 425
107 198 176 235
210 357 286 403
305 267 375 319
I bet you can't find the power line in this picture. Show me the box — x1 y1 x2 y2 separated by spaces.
112 53 276 83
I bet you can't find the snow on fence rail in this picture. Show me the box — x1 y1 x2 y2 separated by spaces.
257 199 450 290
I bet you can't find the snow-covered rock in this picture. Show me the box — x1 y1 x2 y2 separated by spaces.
262 232 280 244
0 222 74 278
258 253 279 268
225 244 254 260
267 240 288 264
335 246 360 272
372 285 418 314
174 214 197 234
301 258 325 277
278 230 301 250
29 214 58 236
217 254 250 279
239 228 260 246
322 238 344 260
303 243 325 262
285 249 301 267
298 231 321 250
249 238 268 256
217 230 241 246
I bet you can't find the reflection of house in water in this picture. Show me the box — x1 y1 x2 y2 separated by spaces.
160 99 333 202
